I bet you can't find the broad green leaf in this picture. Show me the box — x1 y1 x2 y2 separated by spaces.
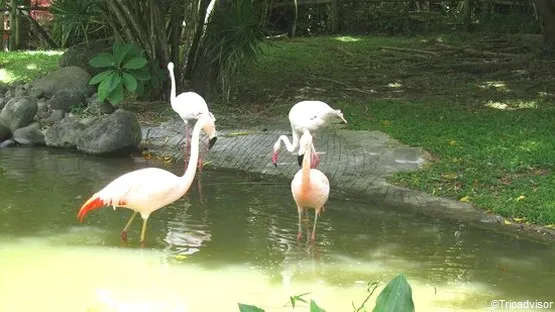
237 303 264 312
89 70 115 85
113 41 133 67
89 52 115 68
310 300 325 312
121 72 138 92
97 71 117 102
107 83 124 106
123 57 148 70
128 67 152 81
125 44 144 61
373 274 415 312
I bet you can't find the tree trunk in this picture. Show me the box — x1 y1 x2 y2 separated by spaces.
533 0 555 48
184 0 213 80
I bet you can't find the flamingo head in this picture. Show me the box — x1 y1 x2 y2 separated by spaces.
334 109 348 124
200 114 218 149
297 131 313 167
167 62 174 72
272 140 281 166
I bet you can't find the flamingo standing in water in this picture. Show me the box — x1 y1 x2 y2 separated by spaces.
272 100 347 168
291 129 330 242
167 62 215 171
77 114 218 245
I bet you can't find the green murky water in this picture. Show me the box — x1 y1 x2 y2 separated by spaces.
1 147 555 312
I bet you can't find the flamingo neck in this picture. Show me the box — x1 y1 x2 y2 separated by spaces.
277 131 300 154
301 138 311 188
169 67 177 110
177 120 204 194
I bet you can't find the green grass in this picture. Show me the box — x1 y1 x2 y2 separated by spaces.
233 34 555 226
0 50 63 85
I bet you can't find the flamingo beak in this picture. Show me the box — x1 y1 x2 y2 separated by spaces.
340 115 347 124
298 154 304 167
208 137 217 150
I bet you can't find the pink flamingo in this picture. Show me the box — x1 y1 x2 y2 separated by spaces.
77 114 217 245
291 129 330 242
167 62 215 172
272 100 347 169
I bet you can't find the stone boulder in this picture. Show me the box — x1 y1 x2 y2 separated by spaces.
13 122 45 146
0 97 6 110
0 139 15 148
59 38 114 77
0 96 38 132
0 121 10 140
86 93 115 115
50 89 85 112
44 109 65 126
28 66 93 99
44 116 86 149
77 109 142 155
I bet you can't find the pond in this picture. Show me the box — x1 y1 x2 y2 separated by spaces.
1 147 554 311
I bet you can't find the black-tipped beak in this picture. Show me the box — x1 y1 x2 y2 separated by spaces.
208 137 217 150
297 154 304 167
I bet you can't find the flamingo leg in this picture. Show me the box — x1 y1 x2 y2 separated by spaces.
296 208 303 241
120 211 138 242
311 210 319 242
139 218 149 245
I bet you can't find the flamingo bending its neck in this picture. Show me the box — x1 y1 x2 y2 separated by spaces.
272 100 347 168
291 129 330 242
77 114 218 245
167 62 215 171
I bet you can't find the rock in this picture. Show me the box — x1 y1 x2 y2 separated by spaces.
0 96 38 132
0 97 6 111
14 89 27 98
44 116 86 149
4 89 13 98
29 66 93 99
45 109 65 126
0 139 15 148
13 122 45 146
87 93 115 114
50 89 85 112
77 109 142 155
37 100 49 114
59 38 114 77
0 121 10 140
0 83 7 95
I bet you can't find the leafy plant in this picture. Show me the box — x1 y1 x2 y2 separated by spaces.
237 274 414 312
203 0 268 101
88 41 152 106
50 0 108 47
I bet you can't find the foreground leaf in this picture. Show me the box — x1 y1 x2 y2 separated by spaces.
238 303 264 312
373 274 414 312
123 57 148 70
310 300 326 312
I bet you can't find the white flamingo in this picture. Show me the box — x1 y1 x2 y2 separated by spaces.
167 62 215 171
77 114 217 245
272 100 347 168
291 129 330 242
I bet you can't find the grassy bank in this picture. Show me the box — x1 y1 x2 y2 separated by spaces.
233 34 555 226
0 50 63 86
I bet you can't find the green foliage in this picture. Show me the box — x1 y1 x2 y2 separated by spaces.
373 274 414 312
238 303 265 312
0 51 63 85
203 0 268 100
238 274 414 311
88 41 151 106
50 0 108 47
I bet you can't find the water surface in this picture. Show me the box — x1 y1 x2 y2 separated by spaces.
1 148 554 311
